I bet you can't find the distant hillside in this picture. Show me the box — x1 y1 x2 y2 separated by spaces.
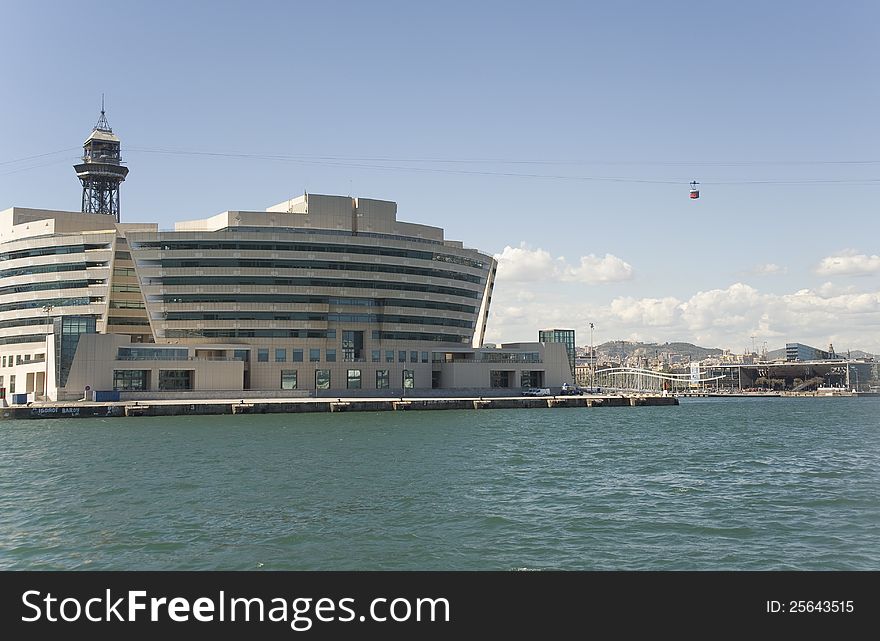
588 343 876 363
590 341 723 362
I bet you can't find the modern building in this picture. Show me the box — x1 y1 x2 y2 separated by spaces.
785 343 834 362
538 328 575 377
0 112 571 400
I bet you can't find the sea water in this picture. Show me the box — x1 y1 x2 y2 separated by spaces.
1 397 877 570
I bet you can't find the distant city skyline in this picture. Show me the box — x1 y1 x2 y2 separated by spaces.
2 1 877 352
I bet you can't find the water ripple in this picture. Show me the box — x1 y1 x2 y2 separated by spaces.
0 397 878 570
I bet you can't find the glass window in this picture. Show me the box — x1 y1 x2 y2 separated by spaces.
398 350 406 363
421 351 429 363
385 350 394 363
275 348 286 362
113 370 149 391
9 374 15 393
342 330 364 361
1 356 5 367
376 370 389 389
281 370 297 390
347 369 362 389
402 369 414 389
326 329 336 339
326 349 336 363
233 350 249 362
257 348 269 362
158 370 193 391
315 369 330 390
410 351 418 363
117 347 188 361
371 350 380 363
292 349 304 362
309 348 320 362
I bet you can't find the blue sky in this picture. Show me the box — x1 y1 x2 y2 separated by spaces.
2 1 878 352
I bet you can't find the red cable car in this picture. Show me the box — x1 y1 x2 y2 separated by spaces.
689 180 700 199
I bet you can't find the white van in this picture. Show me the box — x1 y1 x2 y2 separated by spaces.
523 387 552 397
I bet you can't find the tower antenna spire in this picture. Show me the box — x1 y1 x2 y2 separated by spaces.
95 94 112 132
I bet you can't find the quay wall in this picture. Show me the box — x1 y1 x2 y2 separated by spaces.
0 395 677 420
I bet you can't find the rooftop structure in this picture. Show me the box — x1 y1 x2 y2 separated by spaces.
539 328 576 377
72 102 129 222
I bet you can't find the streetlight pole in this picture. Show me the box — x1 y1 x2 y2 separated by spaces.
589 322 595 391
42 305 53 400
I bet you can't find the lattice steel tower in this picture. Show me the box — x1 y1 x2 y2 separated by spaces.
73 101 129 222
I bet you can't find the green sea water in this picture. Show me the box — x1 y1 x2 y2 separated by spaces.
1 397 877 570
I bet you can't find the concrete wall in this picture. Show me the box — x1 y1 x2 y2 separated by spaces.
62 334 244 398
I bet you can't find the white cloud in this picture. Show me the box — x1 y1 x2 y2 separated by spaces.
493 244 557 282
563 254 634 283
816 251 880 276
679 283 766 331
494 243 634 283
485 280 880 353
609 296 680 326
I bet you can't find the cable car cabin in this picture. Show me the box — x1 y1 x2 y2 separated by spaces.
689 180 700 199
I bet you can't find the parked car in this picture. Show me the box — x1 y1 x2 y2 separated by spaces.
560 383 579 395
579 386 602 394
523 387 552 397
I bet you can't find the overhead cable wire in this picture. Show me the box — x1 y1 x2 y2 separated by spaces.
0 147 79 167
125 147 880 185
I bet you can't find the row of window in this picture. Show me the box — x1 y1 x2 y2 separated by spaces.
0 279 105 297
0 262 89 279
0 317 53 331
117 347 189 361
159 311 473 329
151 276 480 300
130 238 486 269
162 328 469 342
258 348 431 364
111 284 142 293
155 294 476 314
283 369 415 390
0 243 111 262
142 258 484 285
0 296 99 313
2 353 44 367
107 317 151 326
0 334 45 345
111 368 416 392
230 226 448 248
111 369 192 391
0 244 84 262
109 300 146 309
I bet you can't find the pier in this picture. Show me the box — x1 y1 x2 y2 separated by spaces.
0 394 678 420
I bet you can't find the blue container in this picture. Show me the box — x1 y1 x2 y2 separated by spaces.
93 390 120 402
11 393 29 404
